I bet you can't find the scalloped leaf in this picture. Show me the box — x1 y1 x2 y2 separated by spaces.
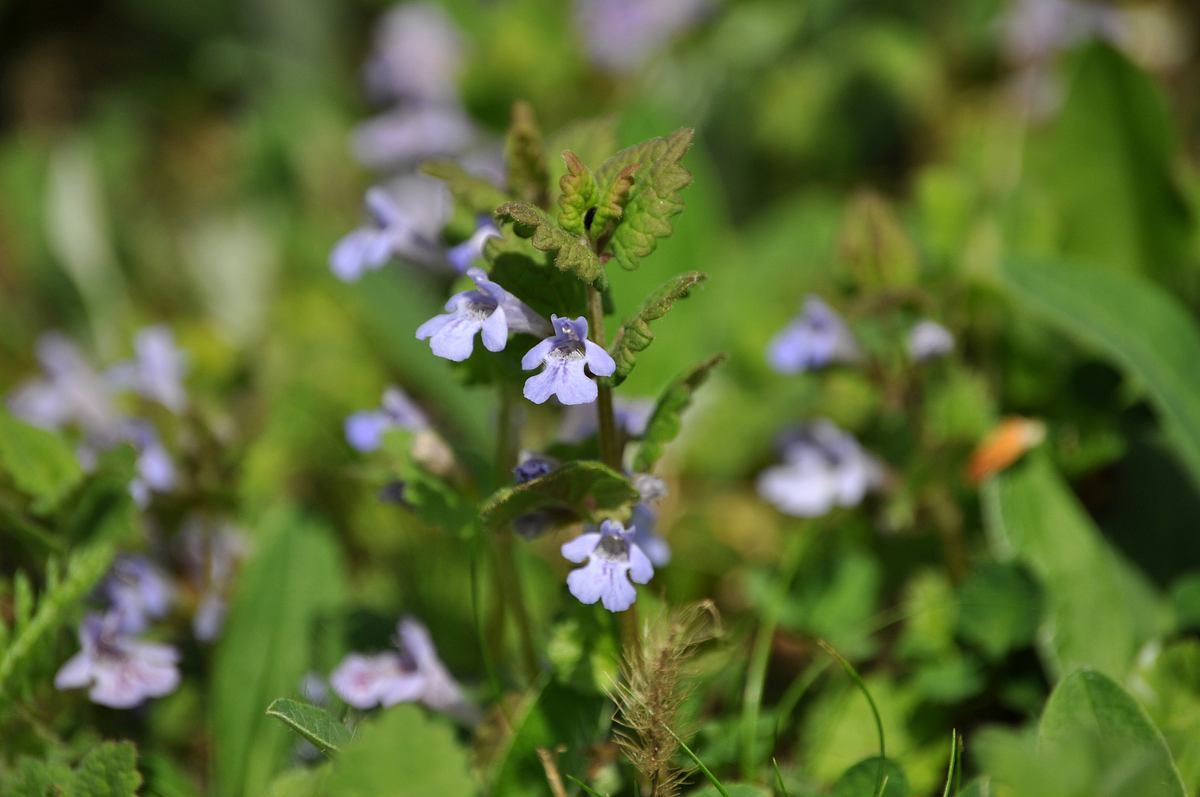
557 151 598 236
479 461 638 533
505 101 549 208
608 271 707 386
594 128 694 271
266 698 353 757
634 353 726 472
421 160 510 216
494 202 605 286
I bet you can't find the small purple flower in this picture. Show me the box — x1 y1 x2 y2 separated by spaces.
363 3 463 105
417 268 549 362
102 555 172 634
329 617 476 722
561 519 654 613
446 218 501 273
107 326 188 413
514 451 558 483
330 189 414 282
345 387 431 453
123 421 176 508
574 0 711 72
8 333 119 437
54 612 180 709
767 296 859 374
907 319 954 362
352 106 476 170
521 316 616 406
629 474 671 566
757 420 884 517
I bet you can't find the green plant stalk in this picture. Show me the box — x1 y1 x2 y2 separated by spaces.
493 387 539 683
566 774 608 797
740 533 808 779
587 284 621 471
818 639 887 797
665 723 729 797
772 758 790 797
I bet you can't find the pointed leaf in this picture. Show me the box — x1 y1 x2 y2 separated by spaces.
266 698 353 756
421 160 510 216
1039 669 1186 797
1003 257 1200 487
556 151 598 236
634 354 726 472
594 128 694 271
607 271 707 385
494 201 605 286
505 101 549 208
479 461 637 533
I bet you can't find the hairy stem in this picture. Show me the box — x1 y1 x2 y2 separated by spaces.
587 285 621 471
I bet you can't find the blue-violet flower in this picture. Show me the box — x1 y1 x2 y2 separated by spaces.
54 612 180 708
521 315 616 406
767 296 859 374
417 268 548 362
561 519 654 612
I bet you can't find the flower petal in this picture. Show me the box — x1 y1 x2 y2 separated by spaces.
427 315 483 362
480 305 508 352
584 341 616 377
54 652 94 690
627 543 655 585
521 339 553 370
561 532 602 563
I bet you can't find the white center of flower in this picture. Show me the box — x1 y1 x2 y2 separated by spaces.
464 293 497 320
594 533 630 563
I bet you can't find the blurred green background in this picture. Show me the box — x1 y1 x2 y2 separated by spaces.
4 0 1200 795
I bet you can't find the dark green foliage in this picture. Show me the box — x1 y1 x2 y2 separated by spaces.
955 562 1043 660
608 271 707 385
634 353 726 472
0 409 83 513
594 128 694 271
479 460 638 533
6 742 142 797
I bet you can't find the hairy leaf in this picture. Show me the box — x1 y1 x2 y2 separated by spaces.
634 354 726 472
266 698 353 756
72 742 143 797
595 128 694 271
326 705 474 797
479 461 638 533
1039 669 1186 797
590 163 637 237
608 271 707 385
421 160 510 216
494 202 604 286
505 101 549 208
1003 257 1200 487
0 409 83 513
556 151 598 237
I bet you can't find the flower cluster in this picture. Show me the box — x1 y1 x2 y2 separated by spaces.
8 327 187 507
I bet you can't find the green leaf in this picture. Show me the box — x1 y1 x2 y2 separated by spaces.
326 705 474 797
479 461 638 534
983 455 1166 681
1132 639 1200 790
955 562 1044 660
71 741 143 797
485 227 588 320
1003 257 1200 487
0 409 83 512
505 101 549 208
634 353 725 473
607 271 707 386
421 160 510 216
0 539 117 702
211 508 347 797
556 151 598 236
590 163 637 240
839 191 919 288
1033 43 1191 288
832 757 909 797
690 786 770 797
265 698 353 757
494 201 605 286
594 128 693 271
1039 669 1186 797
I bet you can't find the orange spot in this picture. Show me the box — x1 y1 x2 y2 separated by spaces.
968 417 1046 483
